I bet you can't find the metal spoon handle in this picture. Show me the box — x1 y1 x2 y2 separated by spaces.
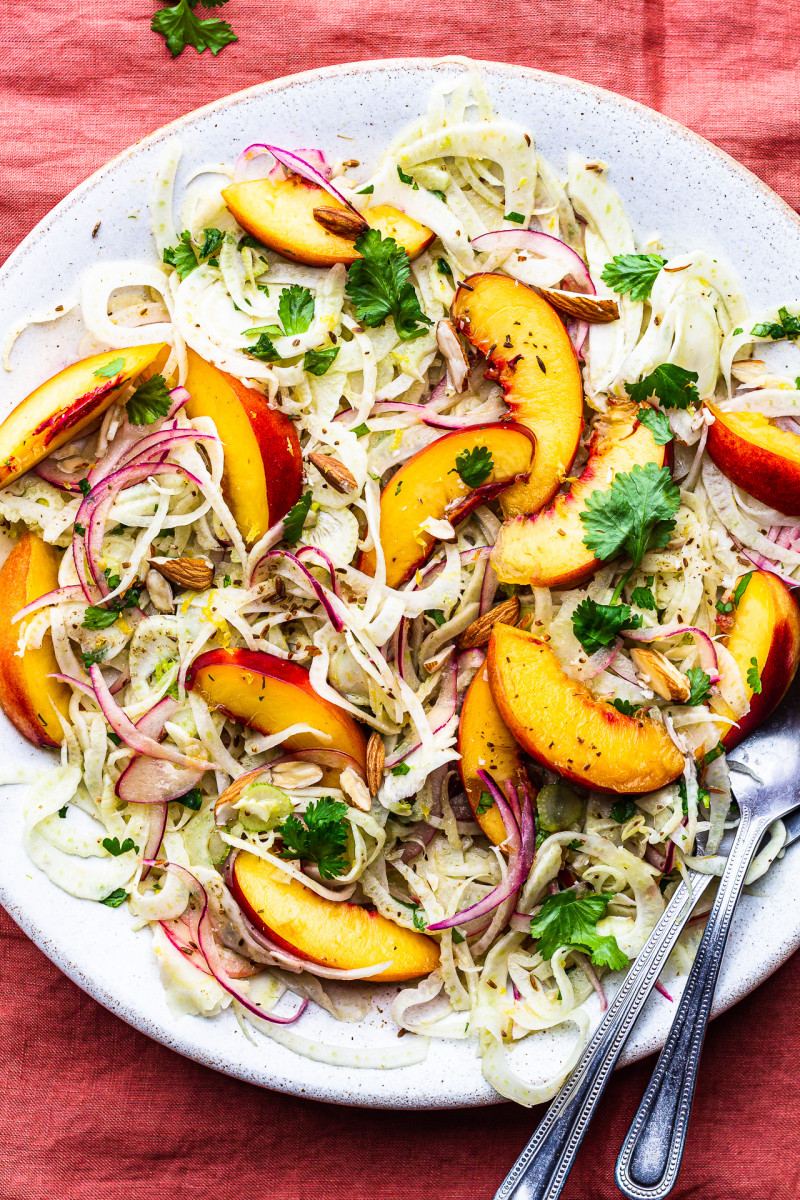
615 810 769 1200
494 871 712 1200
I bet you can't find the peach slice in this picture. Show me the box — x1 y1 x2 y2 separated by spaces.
706 404 800 516
0 344 167 488
221 175 434 267
458 661 527 846
231 852 439 981
186 648 368 771
359 423 535 589
488 624 685 794
0 532 71 747
184 349 302 543
451 273 583 517
491 403 665 588
710 569 800 750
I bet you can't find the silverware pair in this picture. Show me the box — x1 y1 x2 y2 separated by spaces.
494 677 800 1200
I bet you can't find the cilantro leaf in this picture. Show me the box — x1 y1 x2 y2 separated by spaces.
345 229 432 341
580 463 680 568
476 791 494 816
81 647 108 668
704 741 725 766
276 797 349 879
611 799 636 824
635 406 673 445
82 607 121 631
733 572 753 606
102 836 138 857
352 423 370 438
199 227 224 259
747 656 763 694
686 667 712 706
303 346 340 376
453 445 493 489
572 598 642 654
126 374 172 425
245 332 280 363
178 787 203 810
163 230 199 278
600 253 666 302
612 698 640 717
151 0 238 57
391 763 411 776
100 888 128 908
78 478 91 497
529 890 629 970
627 364 699 411
282 490 312 543
278 285 315 335
93 357 126 379
437 258 453 277
425 609 446 627
505 212 525 224
630 586 657 610
751 306 800 342
397 165 418 189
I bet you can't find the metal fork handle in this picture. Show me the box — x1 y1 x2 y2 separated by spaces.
494 869 713 1200
615 807 770 1200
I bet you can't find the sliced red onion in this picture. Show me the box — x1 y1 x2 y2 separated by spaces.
267 748 367 783
239 145 359 216
427 780 534 930
119 428 217 471
109 664 130 696
116 753 204 805
384 654 457 768
141 805 167 880
150 862 309 1024
738 547 800 588
608 654 640 685
395 617 417 688
399 820 437 863
235 144 330 184
89 665 212 771
250 549 344 631
472 229 594 293
663 838 676 875
623 625 720 684
34 459 85 492
574 639 620 681
13 584 100 623
168 385 191 414
573 950 607 1012
370 400 503 431
774 415 800 435
654 979 674 1002
295 545 343 599
477 769 521 854
49 672 96 701
479 560 499 616
644 844 667 872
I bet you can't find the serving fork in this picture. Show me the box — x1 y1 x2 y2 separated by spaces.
493 677 800 1200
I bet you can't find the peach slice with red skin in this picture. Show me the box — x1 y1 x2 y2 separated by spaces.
458 661 528 846
451 273 584 518
186 648 368 772
710 569 800 750
488 624 685 794
0 344 168 489
0 532 71 747
491 403 666 589
231 852 440 981
706 403 800 516
222 175 434 268
184 349 302 544
359 423 535 589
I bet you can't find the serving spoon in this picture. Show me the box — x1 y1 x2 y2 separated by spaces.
493 678 800 1200
614 681 800 1199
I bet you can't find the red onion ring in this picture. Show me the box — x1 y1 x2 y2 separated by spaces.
478 770 521 854
294 545 343 600
249 549 344 631
738 547 800 588
116 696 205 805
34 459 86 492
370 400 504 431
89 664 212 771
13 584 101 623
236 145 358 217
234 144 330 183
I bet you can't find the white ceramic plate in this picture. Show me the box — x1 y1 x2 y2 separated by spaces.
2 57 800 1110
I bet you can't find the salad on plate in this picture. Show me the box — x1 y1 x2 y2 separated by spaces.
2 67 800 1105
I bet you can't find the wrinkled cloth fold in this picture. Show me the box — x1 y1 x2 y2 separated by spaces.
3 2 800 1197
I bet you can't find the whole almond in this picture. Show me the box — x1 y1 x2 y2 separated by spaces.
313 206 369 240
457 596 521 650
537 287 620 324
149 556 214 592
308 452 358 495
366 731 385 796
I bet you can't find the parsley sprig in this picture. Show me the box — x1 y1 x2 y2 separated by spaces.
572 599 642 654
452 445 493 489
751 306 800 342
529 891 629 970
282 491 313 543
345 230 432 341
151 0 238 57
126 375 172 425
686 667 712 707
276 797 350 879
600 253 666 302
628 364 700 410
581 463 680 572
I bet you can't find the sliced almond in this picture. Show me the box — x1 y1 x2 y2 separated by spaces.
436 319 470 393
537 288 620 324
629 647 691 703
270 761 324 790
340 764 372 812
457 596 521 650
149 556 214 592
312 206 368 240
366 731 385 797
423 645 455 674
308 452 358 495
145 568 173 613
730 358 766 383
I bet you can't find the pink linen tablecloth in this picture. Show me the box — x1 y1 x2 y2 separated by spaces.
3 3 800 1197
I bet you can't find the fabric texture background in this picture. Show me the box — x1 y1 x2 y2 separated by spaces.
2 3 800 1197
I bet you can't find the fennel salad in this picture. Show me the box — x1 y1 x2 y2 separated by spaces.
1 68 799 1107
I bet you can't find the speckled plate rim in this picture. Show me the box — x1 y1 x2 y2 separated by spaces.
1 56 799 1109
